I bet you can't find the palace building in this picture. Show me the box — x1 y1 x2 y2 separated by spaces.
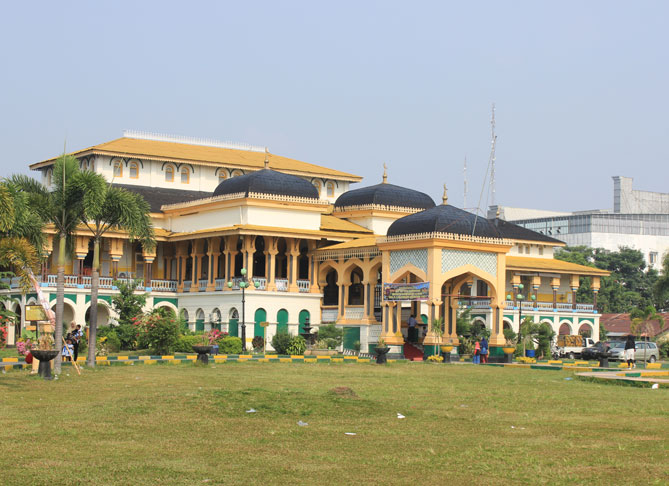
2 131 609 358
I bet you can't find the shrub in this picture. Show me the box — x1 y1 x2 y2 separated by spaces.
316 338 338 350
659 340 669 359
251 335 264 351
271 331 292 354
96 327 121 353
115 323 140 350
316 323 342 346
286 335 306 355
136 313 180 355
219 336 243 354
174 335 202 353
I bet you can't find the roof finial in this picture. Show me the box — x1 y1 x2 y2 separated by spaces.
382 163 388 183
264 147 269 169
496 206 501 218
442 184 448 205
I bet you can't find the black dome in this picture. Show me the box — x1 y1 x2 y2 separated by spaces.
334 183 435 210
387 204 502 238
387 204 564 244
213 169 319 199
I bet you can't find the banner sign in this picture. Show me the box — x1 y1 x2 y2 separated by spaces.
25 305 47 321
383 282 429 301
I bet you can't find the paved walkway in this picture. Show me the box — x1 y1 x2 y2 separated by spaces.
576 369 669 387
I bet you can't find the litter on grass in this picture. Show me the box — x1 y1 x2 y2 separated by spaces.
345 432 356 436
651 384 659 389
297 421 309 427
564 377 573 381
246 409 257 413
397 413 405 419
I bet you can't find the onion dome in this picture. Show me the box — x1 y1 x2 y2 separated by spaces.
334 164 435 211
213 165 319 199
387 185 563 244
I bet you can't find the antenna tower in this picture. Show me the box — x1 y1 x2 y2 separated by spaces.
489 104 497 207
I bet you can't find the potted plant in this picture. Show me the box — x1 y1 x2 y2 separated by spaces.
431 318 449 362
375 338 389 364
31 333 59 380
192 330 217 364
502 328 517 363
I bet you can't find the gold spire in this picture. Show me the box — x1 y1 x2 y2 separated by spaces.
264 147 269 169
382 163 388 183
496 206 501 218
442 184 448 205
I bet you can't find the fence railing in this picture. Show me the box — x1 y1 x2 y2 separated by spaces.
297 280 310 293
275 279 288 292
321 307 338 323
345 306 365 320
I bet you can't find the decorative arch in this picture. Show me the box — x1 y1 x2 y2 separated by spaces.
277 309 289 334
578 322 593 337
154 301 178 315
84 302 111 327
298 309 310 334
389 264 427 283
228 307 239 337
195 308 205 331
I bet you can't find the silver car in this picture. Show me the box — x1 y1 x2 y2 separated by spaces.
608 341 659 363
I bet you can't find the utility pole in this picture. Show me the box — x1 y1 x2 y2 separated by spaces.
489 103 497 207
463 156 468 209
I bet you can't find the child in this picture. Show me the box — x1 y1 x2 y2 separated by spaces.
62 339 74 362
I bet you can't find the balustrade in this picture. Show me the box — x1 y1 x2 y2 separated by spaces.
275 279 288 292
199 279 208 291
253 278 267 290
215 278 226 291
345 306 365 320
183 281 192 292
321 307 338 323
150 280 177 292
297 280 310 292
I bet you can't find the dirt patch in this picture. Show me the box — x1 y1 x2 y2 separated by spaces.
328 386 359 399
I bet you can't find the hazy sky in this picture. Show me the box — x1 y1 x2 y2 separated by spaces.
1 1 667 214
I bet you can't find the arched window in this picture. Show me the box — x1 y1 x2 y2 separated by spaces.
165 165 174 182
313 180 322 197
113 160 123 177
231 169 243 178
129 162 139 179
181 167 190 184
326 182 335 198
218 171 227 184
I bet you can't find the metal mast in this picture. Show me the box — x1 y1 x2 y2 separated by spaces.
463 156 468 209
489 103 497 207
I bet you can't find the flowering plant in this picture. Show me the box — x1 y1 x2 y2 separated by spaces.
427 354 444 363
96 336 108 356
17 339 32 355
0 324 7 350
135 313 180 354
202 329 227 345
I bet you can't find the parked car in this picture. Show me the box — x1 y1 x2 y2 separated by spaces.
607 341 659 363
581 341 610 360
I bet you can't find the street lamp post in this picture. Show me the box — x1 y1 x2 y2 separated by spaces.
227 268 256 352
507 283 536 354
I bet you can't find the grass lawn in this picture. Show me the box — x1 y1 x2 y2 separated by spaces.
0 363 667 486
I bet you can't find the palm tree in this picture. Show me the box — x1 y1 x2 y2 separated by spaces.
74 171 155 367
11 156 82 373
630 305 664 365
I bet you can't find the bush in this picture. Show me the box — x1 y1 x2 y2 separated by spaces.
286 335 306 355
115 323 140 350
316 338 339 350
271 331 292 354
251 335 264 351
96 327 121 353
136 313 180 355
316 323 342 346
659 340 669 359
174 335 203 353
219 336 243 354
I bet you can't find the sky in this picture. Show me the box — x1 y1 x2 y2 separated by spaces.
1 0 667 214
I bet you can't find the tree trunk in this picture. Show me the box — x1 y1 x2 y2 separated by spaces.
87 237 100 367
54 233 66 374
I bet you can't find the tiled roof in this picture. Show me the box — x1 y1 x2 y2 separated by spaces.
31 137 362 181
334 182 435 211
213 168 319 199
320 215 373 234
600 313 669 337
114 184 211 213
506 256 610 276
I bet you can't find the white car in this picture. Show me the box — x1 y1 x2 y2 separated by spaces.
607 341 659 363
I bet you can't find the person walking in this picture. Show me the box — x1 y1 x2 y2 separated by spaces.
473 339 481 364
480 336 489 364
624 334 636 369
71 323 83 362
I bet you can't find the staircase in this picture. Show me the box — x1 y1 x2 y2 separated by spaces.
403 342 424 361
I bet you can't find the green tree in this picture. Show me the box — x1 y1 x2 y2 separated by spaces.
556 246 659 313
654 252 669 310
111 279 148 349
74 172 155 366
10 156 83 373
